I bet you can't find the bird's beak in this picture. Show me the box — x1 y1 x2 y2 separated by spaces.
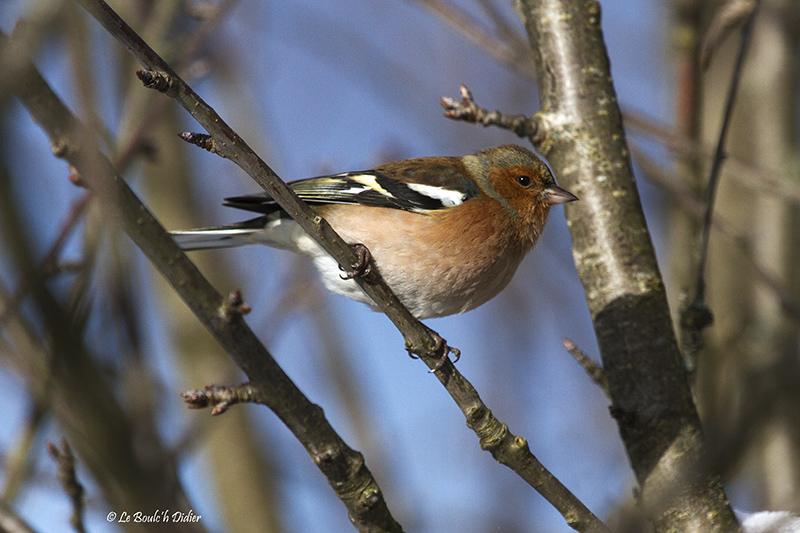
542 185 578 205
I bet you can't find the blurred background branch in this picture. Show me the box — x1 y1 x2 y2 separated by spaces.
5 25 402 533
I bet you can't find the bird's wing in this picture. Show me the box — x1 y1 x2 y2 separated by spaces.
223 166 481 215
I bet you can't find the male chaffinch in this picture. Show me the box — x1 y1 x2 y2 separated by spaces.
171 144 577 319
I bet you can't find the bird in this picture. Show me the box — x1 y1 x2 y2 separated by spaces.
171 144 577 320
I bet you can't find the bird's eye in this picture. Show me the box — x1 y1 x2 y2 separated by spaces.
516 174 531 187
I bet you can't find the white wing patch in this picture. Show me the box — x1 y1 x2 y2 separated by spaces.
305 172 469 212
338 185 373 195
406 183 467 206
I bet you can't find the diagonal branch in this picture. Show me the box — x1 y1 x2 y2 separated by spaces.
52 2 610 531
74 0 452 369
411 0 535 79
4 30 402 533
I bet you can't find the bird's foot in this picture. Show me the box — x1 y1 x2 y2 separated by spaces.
340 243 372 279
405 325 460 372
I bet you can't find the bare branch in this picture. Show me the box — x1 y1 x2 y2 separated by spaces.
441 84 538 139
562 338 609 398
6 28 402 533
75 0 454 373
47 439 86 533
681 0 760 355
182 384 259 416
411 0 535 78
700 0 758 70
0 503 38 533
0 194 89 329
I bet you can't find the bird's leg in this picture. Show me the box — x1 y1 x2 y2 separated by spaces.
339 243 372 279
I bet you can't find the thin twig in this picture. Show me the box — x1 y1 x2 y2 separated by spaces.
700 0 758 71
412 0 535 78
47 439 86 533
695 0 759 300
0 194 89 328
681 0 760 344
113 0 241 168
182 383 259 416
631 144 800 325
562 338 609 398
624 110 800 206
441 84 538 138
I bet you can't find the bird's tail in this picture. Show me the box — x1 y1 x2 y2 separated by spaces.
170 217 267 251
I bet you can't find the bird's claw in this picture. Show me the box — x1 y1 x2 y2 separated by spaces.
405 329 460 372
340 243 372 280
429 339 460 373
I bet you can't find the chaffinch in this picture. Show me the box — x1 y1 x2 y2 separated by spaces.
171 144 577 319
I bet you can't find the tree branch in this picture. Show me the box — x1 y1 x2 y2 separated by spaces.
680 0 760 357
631 144 800 325
441 84 538 138
47 438 86 533
53 2 610 530
0 503 38 533
514 0 740 531
411 0 535 79
562 338 609 398
182 383 261 416
623 111 800 206
74 0 455 370
4 29 402 533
